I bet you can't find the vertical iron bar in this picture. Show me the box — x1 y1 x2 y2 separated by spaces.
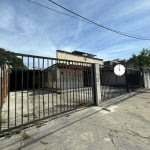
75 62 78 107
55 59 58 114
69 61 72 110
42 58 45 117
62 60 65 112
7 64 10 129
55 60 59 113
125 69 129 93
88 65 91 104
77 62 81 105
72 62 75 108
87 65 90 104
109 69 111 99
0 65 2 133
59 60 62 113
80 62 82 104
88 64 92 104
14 66 17 126
89 64 92 104
64 61 68 111
38 58 41 119
91 64 96 104
85 63 87 104
91 65 93 103
21 56 24 126
0 65 2 132
6 65 10 129
27 57 29 123
74 62 77 107
51 59 54 115
82 62 86 104
33 57 35 120
85 65 88 104
82 62 85 104
71 61 74 109
47 59 50 116
72 61 75 108
80 62 83 105
66 61 69 111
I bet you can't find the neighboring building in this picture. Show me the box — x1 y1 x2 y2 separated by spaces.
104 59 135 68
44 63 85 90
104 59 121 66
43 50 102 90
57 50 103 65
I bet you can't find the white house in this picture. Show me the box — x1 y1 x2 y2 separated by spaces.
43 63 85 90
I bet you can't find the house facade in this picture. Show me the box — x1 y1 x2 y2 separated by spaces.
43 50 103 90
44 64 84 90
57 50 103 65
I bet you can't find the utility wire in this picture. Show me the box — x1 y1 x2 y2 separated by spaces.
24 0 150 40
48 0 150 40
24 0 91 24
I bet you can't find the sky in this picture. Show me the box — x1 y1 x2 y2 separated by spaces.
0 0 150 61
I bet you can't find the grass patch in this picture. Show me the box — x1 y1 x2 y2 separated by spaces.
4 129 21 138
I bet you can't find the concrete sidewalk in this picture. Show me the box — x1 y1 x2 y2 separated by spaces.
0 90 150 150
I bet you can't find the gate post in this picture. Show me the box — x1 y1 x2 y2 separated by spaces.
125 70 129 92
0 66 2 132
93 64 102 106
143 69 150 89
148 71 150 88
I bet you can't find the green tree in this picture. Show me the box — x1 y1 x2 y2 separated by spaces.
0 48 26 68
128 48 150 68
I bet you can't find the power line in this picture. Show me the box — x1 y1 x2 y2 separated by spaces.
24 0 91 24
48 0 150 41
24 0 150 41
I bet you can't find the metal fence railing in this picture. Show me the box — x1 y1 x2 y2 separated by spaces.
0 52 146 133
100 65 144 101
0 52 94 132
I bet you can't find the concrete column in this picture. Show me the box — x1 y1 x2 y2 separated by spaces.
93 64 102 106
0 67 1 106
147 71 150 88
143 72 148 88
143 70 150 89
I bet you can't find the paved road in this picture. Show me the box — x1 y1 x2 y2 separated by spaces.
0 90 150 150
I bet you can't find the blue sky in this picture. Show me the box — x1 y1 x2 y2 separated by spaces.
0 0 150 60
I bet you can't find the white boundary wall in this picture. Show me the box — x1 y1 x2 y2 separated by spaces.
144 69 150 89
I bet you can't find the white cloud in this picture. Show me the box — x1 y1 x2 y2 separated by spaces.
0 3 15 32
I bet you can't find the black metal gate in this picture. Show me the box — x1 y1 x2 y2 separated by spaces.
0 52 94 133
100 65 144 101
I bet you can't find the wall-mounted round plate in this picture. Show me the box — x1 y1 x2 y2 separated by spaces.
114 64 125 76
